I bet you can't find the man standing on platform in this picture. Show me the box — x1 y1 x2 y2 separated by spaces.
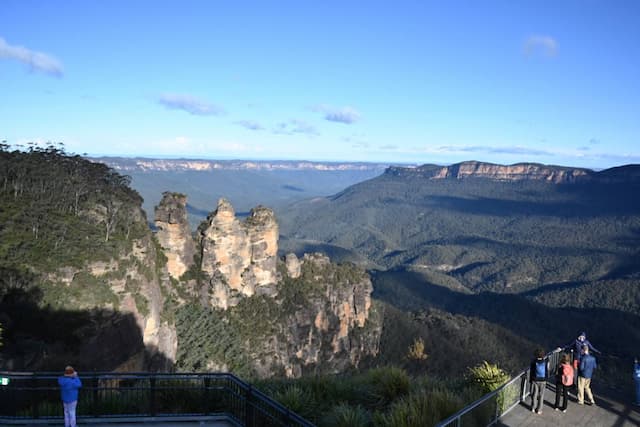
578 345 597 406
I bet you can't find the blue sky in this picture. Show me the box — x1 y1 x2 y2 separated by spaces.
1 1 639 168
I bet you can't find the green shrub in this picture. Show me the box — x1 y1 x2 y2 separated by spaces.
273 385 317 421
466 361 510 393
373 390 463 427
321 403 370 427
360 367 411 408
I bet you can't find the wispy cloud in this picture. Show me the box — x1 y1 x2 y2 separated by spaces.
524 35 558 57
235 120 264 131
157 94 225 116
273 119 319 136
0 37 63 77
588 138 600 145
343 134 369 148
312 104 361 124
432 145 553 156
379 144 398 150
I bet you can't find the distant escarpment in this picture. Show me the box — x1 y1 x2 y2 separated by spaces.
154 193 380 378
385 161 592 183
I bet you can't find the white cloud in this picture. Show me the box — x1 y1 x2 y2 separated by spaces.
524 35 558 57
0 37 63 77
312 104 362 124
157 94 225 116
273 119 319 136
235 120 264 131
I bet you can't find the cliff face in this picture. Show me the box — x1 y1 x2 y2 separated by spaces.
243 253 380 378
44 207 178 372
386 161 592 183
154 192 196 280
200 199 279 309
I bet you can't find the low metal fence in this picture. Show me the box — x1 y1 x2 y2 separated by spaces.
435 349 563 427
0 372 314 427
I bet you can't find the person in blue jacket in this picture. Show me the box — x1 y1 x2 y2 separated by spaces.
578 346 597 406
634 358 640 406
58 366 82 427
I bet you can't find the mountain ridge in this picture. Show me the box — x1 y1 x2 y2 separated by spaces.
385 160 640 184
91 156 396 172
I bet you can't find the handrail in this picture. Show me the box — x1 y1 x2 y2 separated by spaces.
0 371 314 427
435 349 563 427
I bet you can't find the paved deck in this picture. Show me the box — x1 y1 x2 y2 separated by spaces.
0 417 238 426
498 383 640 427
1 423 234 427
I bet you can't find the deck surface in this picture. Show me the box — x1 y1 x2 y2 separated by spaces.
498 383 640 427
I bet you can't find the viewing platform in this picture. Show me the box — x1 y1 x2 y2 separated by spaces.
437 350 640 427
0 372 312 427
3 355 639 426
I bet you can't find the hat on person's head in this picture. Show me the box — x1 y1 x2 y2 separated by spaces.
579 332 586 339
64 366 75 376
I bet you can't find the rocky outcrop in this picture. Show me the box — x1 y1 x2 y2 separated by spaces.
227 253 380 378
386 161 592 183
155 197 380 378
154 192 196 279
37 207 178 372
200 199 279 308
284 253 302 278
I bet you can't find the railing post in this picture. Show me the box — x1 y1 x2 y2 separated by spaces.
31 374 38 419
244 384 254 427
202 376 210 415
149 376 156 416
92 375 99 416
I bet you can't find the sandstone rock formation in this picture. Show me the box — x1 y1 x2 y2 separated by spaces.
154 192 196 279
223 253 380 378
200 199 279 308
387 161 591 183
162 197 381 378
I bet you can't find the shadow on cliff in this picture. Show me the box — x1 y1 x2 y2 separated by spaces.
371 268 640 362
0 287 174 372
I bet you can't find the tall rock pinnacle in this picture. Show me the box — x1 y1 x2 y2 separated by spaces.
154 192 196 279
200 198 279 308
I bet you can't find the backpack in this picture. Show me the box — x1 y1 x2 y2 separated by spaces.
535 360 546 380
561 363 574 386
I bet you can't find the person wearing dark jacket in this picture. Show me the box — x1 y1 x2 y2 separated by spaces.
529 348 549 414
58 366 82 427
559 332 600 364
578 346 597 405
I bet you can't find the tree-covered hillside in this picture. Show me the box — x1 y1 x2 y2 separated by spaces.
279 164 640 371
0 144 170 371
280 165 640 295
0 143 147 272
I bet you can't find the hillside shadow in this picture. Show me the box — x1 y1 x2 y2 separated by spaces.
371 268 640 360
0 287 174 372
517 280 589 298
425 181 640 218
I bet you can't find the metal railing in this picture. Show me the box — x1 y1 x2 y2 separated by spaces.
0 372 314 427
435 349 563 427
